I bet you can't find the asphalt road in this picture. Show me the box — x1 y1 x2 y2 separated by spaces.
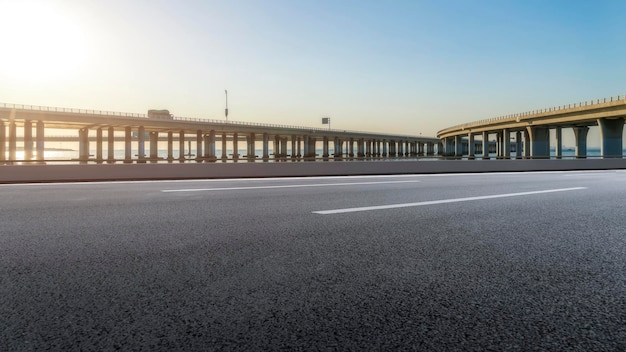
1 171 625 351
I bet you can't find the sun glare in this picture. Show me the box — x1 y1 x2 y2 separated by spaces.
0 1 88 83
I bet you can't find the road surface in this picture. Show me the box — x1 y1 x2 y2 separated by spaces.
1 171 625 351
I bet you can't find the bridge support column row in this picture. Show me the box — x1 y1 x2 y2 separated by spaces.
6 120 45 163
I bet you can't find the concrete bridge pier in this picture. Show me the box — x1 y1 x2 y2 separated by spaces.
36 121 44 163
79 128 90 164
356 139 364 159
554 127 563 159
178 131 185 163
523 129 531 159
124 126 133 164
195 130 203 162
150 132 159 163
598 118 624 158
279 137 285 161
467 133 475 159
503 129 511 159
290 136 297 161
221 133 228 162
573 126 588 159
482 131 489 160
95 128 103 163
443 137 453 157
273 135 280 161
0 121 5 163
515 131 523 159
262 133 270 161
302 136 309 160
24 120 33 161
232 133 239 162
296 138 302 159
306 136 316 161
348 138 355 158
454 135 463 158
246 133 256 162
527 126 550 159
167 131 174 163
322 136 330 159
137 126 146 163
334 137 342 159
9 121 17 162
107 127 115 163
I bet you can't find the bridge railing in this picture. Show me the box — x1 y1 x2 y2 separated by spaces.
0 102 435 141
438 94 626 135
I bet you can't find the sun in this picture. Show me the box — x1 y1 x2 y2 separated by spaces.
0 1 88 83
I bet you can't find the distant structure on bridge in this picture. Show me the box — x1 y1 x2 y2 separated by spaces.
438 94 626 159
0 104 440 164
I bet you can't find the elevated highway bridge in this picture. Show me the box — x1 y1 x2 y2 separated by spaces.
0 103 440 163
437 94 626 159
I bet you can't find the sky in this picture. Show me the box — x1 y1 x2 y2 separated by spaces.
1 0 625 140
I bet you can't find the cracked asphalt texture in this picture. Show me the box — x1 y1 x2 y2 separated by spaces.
1 171 625 351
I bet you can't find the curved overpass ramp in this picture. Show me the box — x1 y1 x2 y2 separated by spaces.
437 94 626 159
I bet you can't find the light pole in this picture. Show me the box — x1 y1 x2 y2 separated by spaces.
225 89 229 121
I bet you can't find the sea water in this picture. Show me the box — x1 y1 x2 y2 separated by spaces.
8 147 620 163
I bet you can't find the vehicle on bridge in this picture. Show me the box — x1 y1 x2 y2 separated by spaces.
147 109 173 119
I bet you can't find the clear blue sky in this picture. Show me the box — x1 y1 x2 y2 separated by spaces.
1 0 625 138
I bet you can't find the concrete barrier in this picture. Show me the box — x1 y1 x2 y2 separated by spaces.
1 159 626 183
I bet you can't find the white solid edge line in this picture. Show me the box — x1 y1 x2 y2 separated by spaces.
161 180 422 192
0 170 609 188
313 187 588 215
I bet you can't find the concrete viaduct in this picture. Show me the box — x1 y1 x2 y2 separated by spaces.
0 103 440 163
437 94 626 159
